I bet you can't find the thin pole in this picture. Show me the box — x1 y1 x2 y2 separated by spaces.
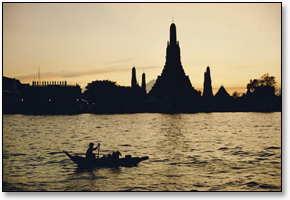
98 143 100 159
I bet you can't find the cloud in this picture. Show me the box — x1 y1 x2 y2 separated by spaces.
16 68 125 80
16 65 161 82
103 58 141 65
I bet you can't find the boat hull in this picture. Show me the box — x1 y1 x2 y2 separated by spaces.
63 151 149 168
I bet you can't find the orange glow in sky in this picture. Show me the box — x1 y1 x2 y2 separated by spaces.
3 3 281 95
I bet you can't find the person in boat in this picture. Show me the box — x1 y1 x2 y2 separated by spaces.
111 151 122 160
86 142 100 160
101 151 122 161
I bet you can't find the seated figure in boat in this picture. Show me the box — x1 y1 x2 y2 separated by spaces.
101 151 122 161
86 142 100 160
112 151 122 160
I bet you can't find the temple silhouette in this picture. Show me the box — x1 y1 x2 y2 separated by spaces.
149 23 193 96
2 22 281 114
203 66 214 99
131 66 146 95
148 23 200 112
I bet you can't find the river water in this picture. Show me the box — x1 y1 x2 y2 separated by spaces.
2 113 281 191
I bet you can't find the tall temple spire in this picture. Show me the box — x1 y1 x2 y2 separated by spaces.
149 22 197 107
170 23 177 45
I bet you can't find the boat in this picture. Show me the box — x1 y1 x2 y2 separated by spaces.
63 150 149 168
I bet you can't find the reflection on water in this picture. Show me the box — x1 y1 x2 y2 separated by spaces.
3 113 281 191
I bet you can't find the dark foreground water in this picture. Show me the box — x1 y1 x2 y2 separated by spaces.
3 113 281 191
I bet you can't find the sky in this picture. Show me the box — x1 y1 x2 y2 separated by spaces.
2 2 281 94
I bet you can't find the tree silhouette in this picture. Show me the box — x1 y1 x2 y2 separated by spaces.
260 73 276 87
82 80 145 113
83 80 120 105
245 73 280 112
247 73 276 94
247 79 260 93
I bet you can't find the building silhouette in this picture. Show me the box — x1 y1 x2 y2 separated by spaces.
149 22 199 110
202 66 214 111
214 85 232 112
131 67 138 88
142 72 146 94
215 85 230 99
203 66 213 98
22 81 82 114
2 76 25 114
131 66 145 92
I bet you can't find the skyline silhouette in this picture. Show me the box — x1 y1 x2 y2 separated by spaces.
3 18 281 114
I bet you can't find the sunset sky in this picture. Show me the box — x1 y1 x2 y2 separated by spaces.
3 2 281 94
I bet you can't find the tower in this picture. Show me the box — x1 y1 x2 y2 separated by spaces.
170 22 177 45
142 73 146 94
131 67 137 88
149 22 196 104
203 66 213 98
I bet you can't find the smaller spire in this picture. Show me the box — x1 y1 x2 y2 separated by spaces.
131 66 137 88
142 72 146 94
172 17 174 23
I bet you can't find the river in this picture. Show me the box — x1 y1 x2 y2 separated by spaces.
2 112 281 191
